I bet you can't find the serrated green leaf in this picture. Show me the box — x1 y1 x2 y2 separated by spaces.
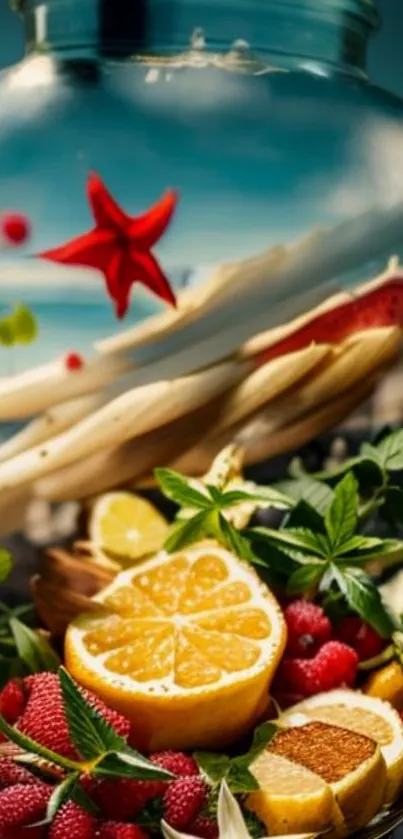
95 750 173 781
0 711 79 771
237 722 277 767
330 565 396 639
376 430 403 471
218 514 257 563
0 549 12 583
59 668 126 759
247 527 323 556
336 535 384 555
221 487 291 511
195 751 232 782
10 618 60 673
11 304 38 345
325 473 359 552
276 477 334 515
46 773 79 822
0 318 14 346
226 763 259 793
164 510 209 553
155 469 212 510
286 563 325 595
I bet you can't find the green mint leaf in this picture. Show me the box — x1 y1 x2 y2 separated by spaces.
336 535 384 555
46 773 80 822
330 565 396 639
206 485 224 505
195 751 232 783
220 487 291 510
164 510 209 553
218 514 257 563
236 722 277 768
375 429 403 471
226 763 259 793
286 562 325 595
248 527 324 557
282 528 327 557
325 473 359 552
11 304 38 345
276 477 334 516
10 618 60 673
95 750 173 781
155 469 212 510
0 549 12 584
0 711 79 771
59 668 126 759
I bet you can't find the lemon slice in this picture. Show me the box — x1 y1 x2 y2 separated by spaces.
246 751 346 837
65 540 286 751
281 689 403 806
89 492 169 562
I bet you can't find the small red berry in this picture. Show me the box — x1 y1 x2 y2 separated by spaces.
65 352 84 372
163 777 207 830
48 801 96 839
151 751 199 777
1 214 31 246
188 816 219 839
0 758 37 789
276 640 359 698
0 783 51 831
92 778 166 820
97 824 149 839
0 680 26 726
283 600 331 658
335 617 385 662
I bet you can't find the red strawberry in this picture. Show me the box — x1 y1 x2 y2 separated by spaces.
151 751 198 777
187 816 219 839
0 680 26 725
0 758 37 788
17 673 130 760
92 778 166 820
0 783 51 831
276 641 359 697
283 601 331 658
97 824 149 839
163 777 207 829
334 617 385 661
48 802 96 839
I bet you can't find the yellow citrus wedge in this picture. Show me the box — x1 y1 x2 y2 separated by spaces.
65 540 286 751
281 688 403 806
364 661 403 711
246 751 346 837
89 492 169 563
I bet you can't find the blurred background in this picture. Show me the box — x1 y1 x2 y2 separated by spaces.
0 0 402 94
0 0 402 93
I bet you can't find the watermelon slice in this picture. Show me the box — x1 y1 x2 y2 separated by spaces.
256 271 403 366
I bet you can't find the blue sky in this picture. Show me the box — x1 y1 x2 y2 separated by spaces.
0 0 403 96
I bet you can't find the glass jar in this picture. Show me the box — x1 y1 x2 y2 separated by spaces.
0 0 403 376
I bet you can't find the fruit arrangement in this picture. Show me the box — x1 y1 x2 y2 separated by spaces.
1 438 403 839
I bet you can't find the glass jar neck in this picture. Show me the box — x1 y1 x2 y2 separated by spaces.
17 0 379 75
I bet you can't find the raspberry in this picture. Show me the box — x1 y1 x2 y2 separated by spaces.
65 353 84 372
276 640 359 697
187 816 219 839
284 601 331 658
0 680 26 725
335 617 385 661
18 673 130 760
163 777 207 829
0 758 37 789
92 778 166 820
48 802 96 839
1 213 31 246
151 751 199 777
0 783 51 830
97 824 149 839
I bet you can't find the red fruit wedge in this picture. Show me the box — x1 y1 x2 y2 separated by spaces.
255 267 403 365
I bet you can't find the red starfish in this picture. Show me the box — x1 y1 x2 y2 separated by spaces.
38 173 178 319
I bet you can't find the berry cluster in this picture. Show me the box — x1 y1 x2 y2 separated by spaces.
0 673 217 839
272 600 385 707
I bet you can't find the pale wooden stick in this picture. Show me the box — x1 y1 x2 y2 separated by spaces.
0 359 248 493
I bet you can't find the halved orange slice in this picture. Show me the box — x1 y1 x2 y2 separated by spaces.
65 540 286 750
